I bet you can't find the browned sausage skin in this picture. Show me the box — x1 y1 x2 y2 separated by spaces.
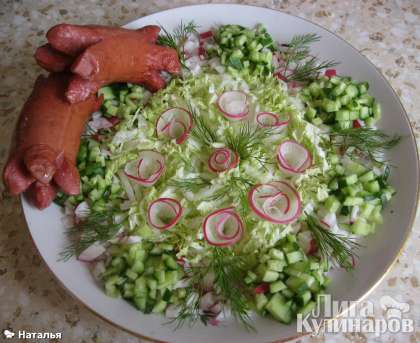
2 73 100 203
46 24 161 56
34 44 73 72
67 36 181 103
26 181 56 209
35 25 161 73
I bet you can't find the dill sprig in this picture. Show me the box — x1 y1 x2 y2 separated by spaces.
157 21 198 68
205 175 254 202
168 176 212 192
280 33 338 82
330 127 401 163
59 209 123 261
306 214 361 270
189 105 218 146
169 248 254 331
226 122 274 168
212 248 255 330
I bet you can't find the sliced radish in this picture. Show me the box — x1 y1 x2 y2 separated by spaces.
254 283 269 294
147 198 183 231
248 181 302 224
298 230 317 255
124 150 165 187
156 107 193 144
78 242 106 262
74 201 90 222
199 31 213 40
353 119 363 128
277 140 312 175
203 207 244 246
256 112 290 128
208 148 239 173
216 91 248 120
324 69 336 78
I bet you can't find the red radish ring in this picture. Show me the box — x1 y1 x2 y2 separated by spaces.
277 140 312 175
199 31 213 40
203 207 244 247
248 181 302 224
156 107 193 144
216 91 249 120
208 148 239 173
324 69 336 78
147 198 183 231
124 150 165 187
256 112 290 128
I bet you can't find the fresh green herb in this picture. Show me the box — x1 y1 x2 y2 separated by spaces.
330 127 401 163
306 214 361 270
205 176 254 202
157 21 198 68
280 33 338 82
169 248 254 331
168 177 212 192
211 248 254 330
189 105 218 146
59 209 123 261
226 122 274 168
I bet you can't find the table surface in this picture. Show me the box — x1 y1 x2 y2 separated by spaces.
0 1 419 342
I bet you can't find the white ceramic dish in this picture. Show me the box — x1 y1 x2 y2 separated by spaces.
22 4 419 343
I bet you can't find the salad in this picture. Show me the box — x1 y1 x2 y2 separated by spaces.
59 23 400 329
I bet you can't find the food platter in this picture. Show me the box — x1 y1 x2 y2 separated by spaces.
21 4 419 342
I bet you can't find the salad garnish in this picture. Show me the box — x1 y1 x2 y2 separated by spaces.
305 214 361 270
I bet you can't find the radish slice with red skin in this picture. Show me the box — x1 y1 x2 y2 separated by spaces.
147 198 183 231
216 91 249 120
199 31 213 40
208 148 239 173
254 283 269 294
203 207 244 246
124 150 165 187
277 140 312 175
156 107 193 144
256 112 290 128
324 69 336 78
248 181 302 224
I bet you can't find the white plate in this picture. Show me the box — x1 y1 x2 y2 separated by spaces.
22 4 419 343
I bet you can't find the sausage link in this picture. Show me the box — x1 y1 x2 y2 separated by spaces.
66 36 180 103
26 181 56 209
47 24 160 56
34 44 73 72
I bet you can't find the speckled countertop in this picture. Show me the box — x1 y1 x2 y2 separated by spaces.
0 1 419 342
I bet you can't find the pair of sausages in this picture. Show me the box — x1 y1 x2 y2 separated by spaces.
3 24 181 209
35 24 180 103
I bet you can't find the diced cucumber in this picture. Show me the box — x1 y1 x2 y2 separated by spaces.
152 300 167 313
269 248 285 260
299 301 316 316
359 171 375 183
286 251 303 264
343 196 364 206
262 270 279 282
297 290 312 306
285 276 308 294
133 296 147 311
267 259 287 272
255 293 268 312
324 196 340 213
351 218 371 236
345 174 358 185
364 180 380 194
265 293 293 324
270 280 287 293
